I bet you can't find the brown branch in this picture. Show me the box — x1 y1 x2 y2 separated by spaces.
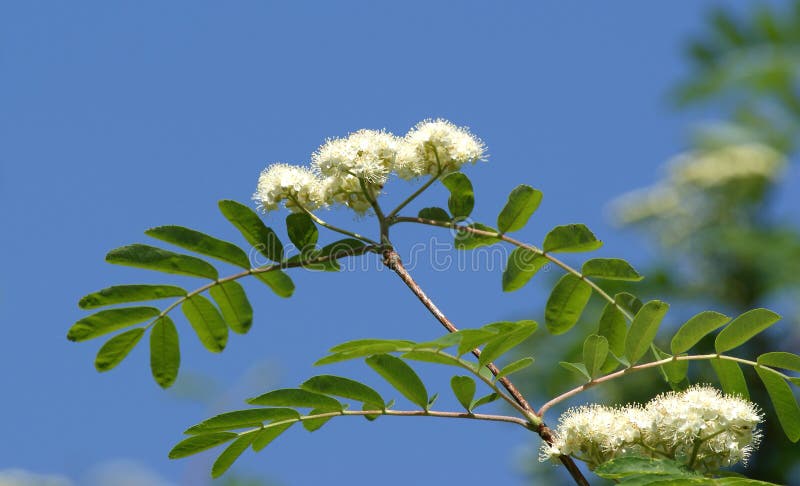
381 248 590 486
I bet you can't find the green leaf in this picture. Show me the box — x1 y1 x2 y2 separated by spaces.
758 352 800 373
652 347 689 385
479 320 538 368
150 316 180 388
301 375 385 409
106 244 218 279
450 376 476 412
253 270 295 298
496 185 542 233
625 300 669 364
711 358 749 400
182 295 228 353
715 308 781 353
456 329 499 356
330 339 415 353
401 349 463 367
285 213 318 252
318 238 369 258
496 357 535 379
145 225 251 268
502 247 547 292
593 456 691 480
247 388 342 411
581 258 643 281
211 431 257 478
79 284 186 309
209 281 253 334
545 274 592 335
365 354 428 410
598 303 627 368
186 408 299 434
68 307 159 342
542 224 602 253
418 207 451 222
219 199 284 262
94 328 145 372
168 432 237 459
441 172 474 218
560 361 591 381
454 223 500 250
756 366 800 442
583 334 609 378
469 393 499 411
302 409 335 432
615 292 643 315
670 311 731 354
252 422 295 452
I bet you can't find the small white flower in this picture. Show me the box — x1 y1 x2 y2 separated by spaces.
669 144 784 189
253 163 327 213
395 119 486 179
540 385 763 473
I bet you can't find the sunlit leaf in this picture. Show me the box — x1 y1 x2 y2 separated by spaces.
106 244 218 279
441 172 474 218
301 375 385 409
758 352 800 373
182 295 228 353
285 213 318 253
150 316 180 388
247 388 342 411
545 274 592 335
418 207 451 222
542 224 602 253
211 431 257 478
581 258 642 281
219 199 284 262
625 300 669 364
583 334 609 379
209 281 253 334
496 357 535 380
715 308 781 353
450 376 476 412
94 328 145 372
145 225 251 268
168 432 237 459
366 354 428 410
497 185 542 233
502 247 548 292
79 284 186 310
756 366 800 442
711 358 749 400
68 306 159 342
670 311 730 354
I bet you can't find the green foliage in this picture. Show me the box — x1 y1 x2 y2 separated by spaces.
209 281 253 334
583 334 609 379
145 225 252 268
496 184 542 233
757 352 800 372
418 206 451 222
300 375 385 409
450 376 476 411
545 274 592 334
169 432 239 459
106 244 219 279
478 320 537 368
756 366 800 442
366 354 429 410
285 213 318 252
150 316 180 388
670 311 731 354
454 223 500 250
710 358 749 400
182 295 228 353
247 389 342 411
441 172 474 218
625 300 669 364
218 199 284 262
543 224 602 253
496 357 534 380
715 308 781 353
581 258 643 281
502 247 548 292
94 328 145 372
79 284 186 309
68 307 160 342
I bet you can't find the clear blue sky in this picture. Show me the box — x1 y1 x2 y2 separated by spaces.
2 2 797 485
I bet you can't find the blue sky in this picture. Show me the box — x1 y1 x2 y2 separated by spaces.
2 2 797 485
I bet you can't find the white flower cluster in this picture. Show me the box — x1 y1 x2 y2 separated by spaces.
540 385 763 473
252 119 486 214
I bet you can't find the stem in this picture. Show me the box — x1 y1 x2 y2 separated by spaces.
381 248 590 486
292 197 380 245
242 408 538 433
537 353 789 417
357 177 390 244
386 173 440 219
392 216 634 320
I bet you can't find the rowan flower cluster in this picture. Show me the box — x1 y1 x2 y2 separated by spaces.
252 119 485 214
540 385 763 473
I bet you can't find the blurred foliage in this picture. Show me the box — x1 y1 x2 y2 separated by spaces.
521 2 800 485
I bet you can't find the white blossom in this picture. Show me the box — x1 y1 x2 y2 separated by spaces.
668 144 784 189
540 385 763 473
253 163 327 213
395 119 486 179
